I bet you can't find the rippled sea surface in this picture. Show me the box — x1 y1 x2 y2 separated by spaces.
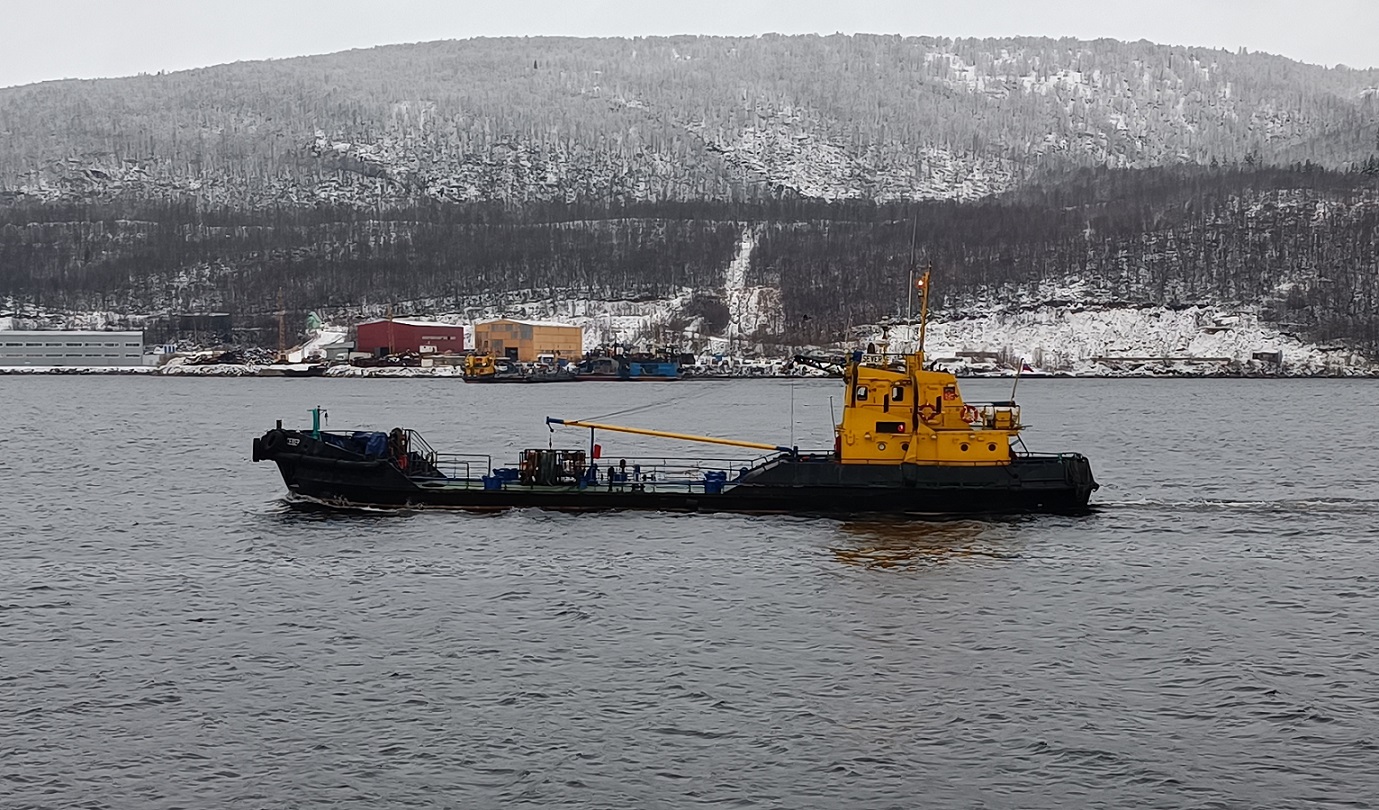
4 376 1378 809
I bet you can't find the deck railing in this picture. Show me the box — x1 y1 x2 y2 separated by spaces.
425 453 493 480
587 453 774 486
469 451 800 493
403 429 439 463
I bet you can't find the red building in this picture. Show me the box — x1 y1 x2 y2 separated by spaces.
356 319 465 356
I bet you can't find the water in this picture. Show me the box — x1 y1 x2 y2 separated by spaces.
3 376 1378 809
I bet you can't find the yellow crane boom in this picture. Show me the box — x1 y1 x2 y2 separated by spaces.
546 417 791 453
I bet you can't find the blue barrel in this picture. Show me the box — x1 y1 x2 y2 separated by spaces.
703 470 728 495
482 475 502 491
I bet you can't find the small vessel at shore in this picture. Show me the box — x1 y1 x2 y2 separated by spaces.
462 354 578 383
575 347 682 380
257 362 328 377
253 274 1098 516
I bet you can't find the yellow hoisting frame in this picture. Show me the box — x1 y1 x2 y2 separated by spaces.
546 417 792 454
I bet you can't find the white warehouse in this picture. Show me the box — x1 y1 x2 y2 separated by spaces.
0 331 145 366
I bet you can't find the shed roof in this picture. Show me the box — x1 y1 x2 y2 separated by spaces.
0 330 143 338
476 318 580 328
357 318 464 329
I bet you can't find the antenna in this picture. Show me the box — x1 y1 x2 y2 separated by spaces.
917 265 932 361
789 377 796 449
1010 356 1025 402
905 216 918 343
277 287 286 361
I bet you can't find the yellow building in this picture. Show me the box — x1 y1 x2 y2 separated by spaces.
474 319 583 362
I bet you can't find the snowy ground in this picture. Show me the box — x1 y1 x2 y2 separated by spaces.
0 366 156 375
289 327 351 362
156 362 261 376
720 227 784 346
869 305 1374 376
5 288 1375 377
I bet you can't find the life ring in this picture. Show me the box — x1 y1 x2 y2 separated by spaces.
960 405 980 423
917 404 938 422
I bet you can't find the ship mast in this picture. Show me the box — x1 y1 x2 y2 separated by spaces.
916 266 931 362
277 287 286 361
905 216 918 331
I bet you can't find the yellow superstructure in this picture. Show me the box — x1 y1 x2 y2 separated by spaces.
836 269 1022 467
474 319 582 362
836 349 1021 466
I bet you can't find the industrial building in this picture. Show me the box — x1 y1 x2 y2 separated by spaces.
174 312 233 341
355 319 465 356
0 331 144 366
473 319 583 362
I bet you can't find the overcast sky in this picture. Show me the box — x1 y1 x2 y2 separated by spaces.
3 0 1375 89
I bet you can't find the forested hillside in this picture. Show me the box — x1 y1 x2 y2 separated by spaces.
1 35 1377 353
4 35 1377 206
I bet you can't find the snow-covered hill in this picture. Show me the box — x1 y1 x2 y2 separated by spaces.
3 35 1376 208
2 36 1377 365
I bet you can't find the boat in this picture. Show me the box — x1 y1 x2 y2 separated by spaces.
575 347 681 380
257 362 328 377
280 362 328 378
252 274 1098 516
792 353 847 377
462 354 578 383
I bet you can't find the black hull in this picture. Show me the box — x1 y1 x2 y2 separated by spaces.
462 376 579 383
253 431 1097 517
574 375 681 382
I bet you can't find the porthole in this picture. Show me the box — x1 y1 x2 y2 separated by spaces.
901 443 909 451
877 442 888 451
960 443 969 452
988 443 997 451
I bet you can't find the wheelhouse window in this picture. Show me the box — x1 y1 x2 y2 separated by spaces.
891 385 905 402
854 385 869 402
